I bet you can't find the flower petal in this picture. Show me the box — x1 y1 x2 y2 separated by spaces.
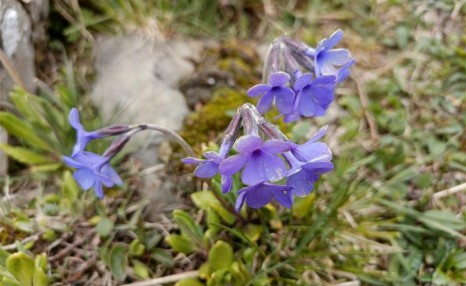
293 73 313 91
241 151 286 185
245 186 272 209
296 142 332 162
235 189 248 212
274 87 295 114
287 170 316 197
337 59 355 83
94 181 105 199
268 72 290 87
221 175 232 193
63 155 84 169
219 154 248 175
235 135 263 154
271 188 293 208
194 161 219 178
103 165 123 185
302 161 334 174
181 157 204 165
69 108 82 129
308 126 328 142
257 91 275 113
73 169 95 190
247 84 271 97
262 139 292 154
323 29 343 50
298 89 318 116
322 49 352 66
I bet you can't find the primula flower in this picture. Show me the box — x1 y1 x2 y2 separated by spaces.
284 73 336 122
63 152 122 199
182 151 232 193
69 108 129 156
307 29 353 81
285 126 334 196
290 126 333 162
69 108 103 156
235 182 293 212
286 159 334 197
247 72 295 114
219 135 291 186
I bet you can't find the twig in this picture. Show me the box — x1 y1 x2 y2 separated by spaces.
0 49 27 90
120 270 199 286
433 182 466 200
1 233 41 250
352 74 379 141
137 124 195 157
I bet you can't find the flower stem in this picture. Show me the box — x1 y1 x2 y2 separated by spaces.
136 124 195 157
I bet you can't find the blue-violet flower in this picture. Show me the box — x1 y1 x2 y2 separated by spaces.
63 152 123 199
308 29 354 81
247 72 295 114
235 182 293 212
284 73 336 122
219 135 291 186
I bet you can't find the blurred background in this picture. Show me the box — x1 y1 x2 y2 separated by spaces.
0 0 465 285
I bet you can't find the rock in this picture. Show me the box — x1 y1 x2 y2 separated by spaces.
92 35 206 211
0 0 47 176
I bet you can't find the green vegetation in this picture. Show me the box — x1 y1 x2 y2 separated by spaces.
0 0 465 285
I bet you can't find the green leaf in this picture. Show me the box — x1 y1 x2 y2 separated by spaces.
191 191 235 224
96 217 114 237
0 112 51 151
173 209 205 249
32 268 48 286
131 260 149 279
129 239 145 256
208 241 233 271
165 234 196 254
0 249 10 266
0 145 52 165
2 276 21 286
109 244 128 281
151 248 174 267
6 252 34 286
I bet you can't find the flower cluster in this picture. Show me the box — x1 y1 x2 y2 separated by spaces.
247 29 354 122
184 30 353 211
63 108 133 198
183 104 333 212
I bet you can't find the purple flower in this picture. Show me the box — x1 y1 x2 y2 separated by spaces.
284 73 336 122
290 126 333 162
182 151 232 193
69 108 103 156
235 182 293 212
284 126 334 196
308 29 353 82
69 108 130 156
247 72 295 114
219 135 291 186
286 160 334 197
63 152 122 199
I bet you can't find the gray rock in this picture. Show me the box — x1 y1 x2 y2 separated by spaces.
0 0 45 176
92 35 205 211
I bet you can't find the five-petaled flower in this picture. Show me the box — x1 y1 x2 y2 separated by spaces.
182 151 232 193
69 108 103 156
63 152 122 199
235 182 293 212
307 29 354 82
247 72 295 114
219 135 292 186
284 73 336 122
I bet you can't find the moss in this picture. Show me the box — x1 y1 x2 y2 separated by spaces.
181 87 251 148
